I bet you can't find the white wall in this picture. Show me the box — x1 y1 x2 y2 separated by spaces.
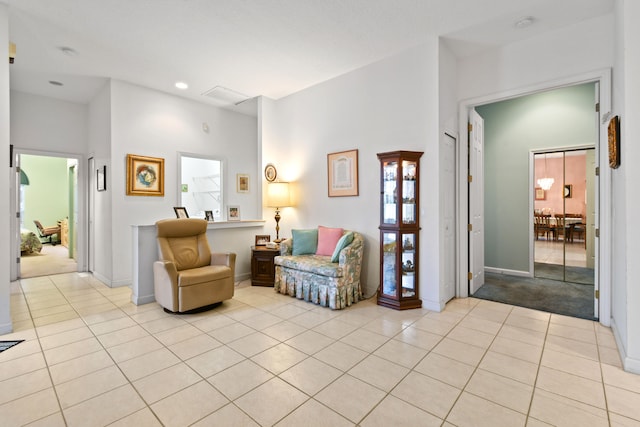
10 91 88 154
267 41 442 307
614 0 640 373
458 14 614 101
88 83 113 283
0 5 11 333
109 80 259 285
438 41 459 306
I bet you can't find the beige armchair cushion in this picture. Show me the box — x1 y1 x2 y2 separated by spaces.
154 218 235 313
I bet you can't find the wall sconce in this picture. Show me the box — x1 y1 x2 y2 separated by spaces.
267 182 293 242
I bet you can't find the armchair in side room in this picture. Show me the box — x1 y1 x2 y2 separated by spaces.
33 220 61 245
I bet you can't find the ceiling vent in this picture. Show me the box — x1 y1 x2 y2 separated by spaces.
202 86 250 105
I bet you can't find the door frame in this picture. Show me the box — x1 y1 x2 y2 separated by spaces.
457 68 612 327
10 148 88 280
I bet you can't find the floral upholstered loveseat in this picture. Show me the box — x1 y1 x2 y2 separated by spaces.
274 228 364 310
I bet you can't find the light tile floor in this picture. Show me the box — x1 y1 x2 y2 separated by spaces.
1 272 639 426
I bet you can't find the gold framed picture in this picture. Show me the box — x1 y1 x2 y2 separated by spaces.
327 149 359 197
126 154 164 196
237 173 249 193
264 164 277 182
535 187 545 200
608 115 620 169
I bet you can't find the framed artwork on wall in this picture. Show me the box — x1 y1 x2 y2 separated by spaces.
327 149 359 197
237 174 249 193
608 115 620 169
535 187 545 200
126 154 164 196
564 184 573 198
264 164 277 182
97 165 106 191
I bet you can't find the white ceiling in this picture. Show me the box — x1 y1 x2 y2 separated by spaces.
5 0 614 113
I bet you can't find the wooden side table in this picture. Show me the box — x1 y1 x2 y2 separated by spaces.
251 246 280 286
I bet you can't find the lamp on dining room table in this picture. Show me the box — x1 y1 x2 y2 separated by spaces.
267 181 293 242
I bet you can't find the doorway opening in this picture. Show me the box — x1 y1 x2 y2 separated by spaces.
16 153 80 278
458 70 611 324
533 149 595 286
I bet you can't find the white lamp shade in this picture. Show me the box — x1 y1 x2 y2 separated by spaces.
267 182 291 207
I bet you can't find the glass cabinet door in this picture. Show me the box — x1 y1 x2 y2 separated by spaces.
401 160 417 225
381 232 398 298
382 161 397 225
401 233 416 297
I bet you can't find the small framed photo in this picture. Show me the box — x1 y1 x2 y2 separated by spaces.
227 205 240 221
204 210 214 222
564 184 573 199
237 173 249 193
535 187 545 200
255 234 270 246
174 207 189 218
97 165 106 191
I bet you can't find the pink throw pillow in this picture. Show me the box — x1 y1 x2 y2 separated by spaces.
316 226 344 256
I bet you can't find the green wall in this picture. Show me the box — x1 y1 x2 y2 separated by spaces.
476 82 596 272
21 155 69 238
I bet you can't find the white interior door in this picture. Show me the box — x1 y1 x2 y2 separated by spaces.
469 109 485 294
11 152 20 280
442 133 456 302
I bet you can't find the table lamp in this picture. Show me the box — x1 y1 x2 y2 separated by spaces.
267 182 292 242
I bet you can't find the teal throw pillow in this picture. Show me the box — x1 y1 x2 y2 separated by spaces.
292 229 318 255
331 232 354 262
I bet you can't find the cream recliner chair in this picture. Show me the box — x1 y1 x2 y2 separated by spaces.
153 218 235 313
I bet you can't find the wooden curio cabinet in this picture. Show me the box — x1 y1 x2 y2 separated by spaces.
377 150 423 310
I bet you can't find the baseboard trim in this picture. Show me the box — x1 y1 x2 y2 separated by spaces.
235 272 251 282
611 318 640 374
422 299 445 312
91 272 111 287
485 267 532 278
0 321 13 335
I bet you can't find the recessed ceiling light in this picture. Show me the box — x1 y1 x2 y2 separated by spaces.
48 80 64 86
514 16 535 29
175 82 188 90
58 46 78 56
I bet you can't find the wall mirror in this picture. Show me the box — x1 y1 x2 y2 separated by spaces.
178 153 224 221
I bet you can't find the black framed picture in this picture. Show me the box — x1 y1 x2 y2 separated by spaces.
174 207 189 218
97 165 106 191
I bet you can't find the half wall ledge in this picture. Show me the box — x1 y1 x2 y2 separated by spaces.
131 220 265 305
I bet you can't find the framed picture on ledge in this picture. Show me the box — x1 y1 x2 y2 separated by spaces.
174 207 189 218
255 235 270 246
227 205 240 221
